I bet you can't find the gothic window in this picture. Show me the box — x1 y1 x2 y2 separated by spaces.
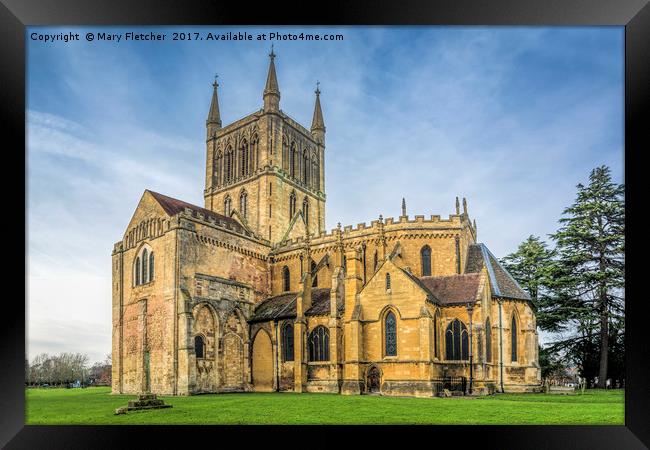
149 252 154 281
445 319 469 361
385 311 397 356
511 316 518 362
251 135 259 171
240 139 249 177
225 146 233 183
194 335 205 359
282 137 289 172
303 150 309 184
289 191 297 217
308 326 329 362
314 156 320 190
486 317 492 363
135 257 141 286
214 150 222 187
282 266 290 292
303 198 309 226
385 272 391 291
290 142 297 178
311 261 318 287
224 196 232 216
240 190 248 219
421 245 432 276
282 323 294 361
142 249 148 283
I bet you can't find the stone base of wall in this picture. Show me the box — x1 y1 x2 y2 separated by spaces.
502 383 543 393
305 380 341 394
381 380 439 398
340 380 365 395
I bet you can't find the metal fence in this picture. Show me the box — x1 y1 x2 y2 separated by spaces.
432 376 467 395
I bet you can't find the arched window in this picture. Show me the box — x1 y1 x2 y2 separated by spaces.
282 137 289 172
303 150 309 184
311 261 318 287
194 335 205 359
214 150 222 186
289 191 296 217
314 157 320 190
486 317 492 363
225 146 233 182
445 319 469 360
308 326 329 361
149 252 154 281
282 323 294 362
385 311 397 356
282 266 290 292
135 257 141 285
224 196 232 216
240 139 249 177
240 191 248 218
290 142 297 178
142 249 148 283
385 272 391 291
420 245 432 276
251 135 259 171
511 316 518 362
303 198 309 226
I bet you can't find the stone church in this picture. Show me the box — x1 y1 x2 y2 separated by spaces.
111 50 541 397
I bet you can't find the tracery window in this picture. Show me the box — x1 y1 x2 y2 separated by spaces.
225 146 233 183
282 323 294 362
240 139 249 177
308 326 329 361
421 245 432 276
194 335 205 359
385 311 397 356
303 150 309 184
445 319 469 361
134 245 154 286
511 316 518 362
282 266 290 292
290 142 297 178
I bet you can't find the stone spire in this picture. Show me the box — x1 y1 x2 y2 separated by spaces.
455 197 460 215
263 45 280 112
311 82 325 133
206 74 222 138
401 198 407 217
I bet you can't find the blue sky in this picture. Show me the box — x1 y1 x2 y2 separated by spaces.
27 26 624 364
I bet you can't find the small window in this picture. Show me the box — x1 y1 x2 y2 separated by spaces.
149 252 154 281
421 245 432 276
282 323 294 362
511 316 518 362
282 266 290 292
195 335 205 359
135 257 141 285
385 273 391 291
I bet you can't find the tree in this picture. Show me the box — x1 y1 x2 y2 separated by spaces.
501 236 558 331
549 166 624 388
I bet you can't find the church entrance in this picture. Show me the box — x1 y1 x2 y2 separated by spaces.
252 330 274 392
367 366 381 394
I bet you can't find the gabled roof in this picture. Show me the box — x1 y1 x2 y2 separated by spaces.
249 288 342 323
147 190 247 235
465 243 531 301
418 273 481 305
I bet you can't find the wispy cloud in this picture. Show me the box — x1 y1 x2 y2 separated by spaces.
27 26 623 359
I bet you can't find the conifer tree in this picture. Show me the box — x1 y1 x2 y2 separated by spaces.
550 166 624 388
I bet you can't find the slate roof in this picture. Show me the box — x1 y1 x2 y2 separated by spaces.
464 243 531 301
249 288 342 323
418 273 481 305
147 190 246 234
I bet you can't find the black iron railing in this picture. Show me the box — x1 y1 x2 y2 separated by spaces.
433 376 467 394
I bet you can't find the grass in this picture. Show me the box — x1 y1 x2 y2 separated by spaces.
25 387 624 425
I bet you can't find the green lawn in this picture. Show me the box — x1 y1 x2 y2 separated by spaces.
25 387 624 425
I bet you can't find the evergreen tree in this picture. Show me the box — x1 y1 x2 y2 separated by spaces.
501 236 558 331
549 166 624 388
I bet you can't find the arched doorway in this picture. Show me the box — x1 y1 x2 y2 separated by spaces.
252 330 274 392
367 366 381 394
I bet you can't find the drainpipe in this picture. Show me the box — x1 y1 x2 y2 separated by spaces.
274 320 280 392
498 299 504 393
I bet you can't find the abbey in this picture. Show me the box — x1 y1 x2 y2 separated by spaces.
111 50 541 397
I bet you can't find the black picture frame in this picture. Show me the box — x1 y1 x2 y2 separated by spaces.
3 0 648 448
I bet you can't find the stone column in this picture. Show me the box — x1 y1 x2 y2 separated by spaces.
341 247 364 395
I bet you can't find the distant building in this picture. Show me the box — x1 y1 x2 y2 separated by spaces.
111 51 541 397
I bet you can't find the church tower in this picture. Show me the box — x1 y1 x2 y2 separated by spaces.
203 50 326 243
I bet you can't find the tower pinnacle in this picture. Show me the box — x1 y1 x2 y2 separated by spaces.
263 47 280 111
206 73 222 138
311 81 326 134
